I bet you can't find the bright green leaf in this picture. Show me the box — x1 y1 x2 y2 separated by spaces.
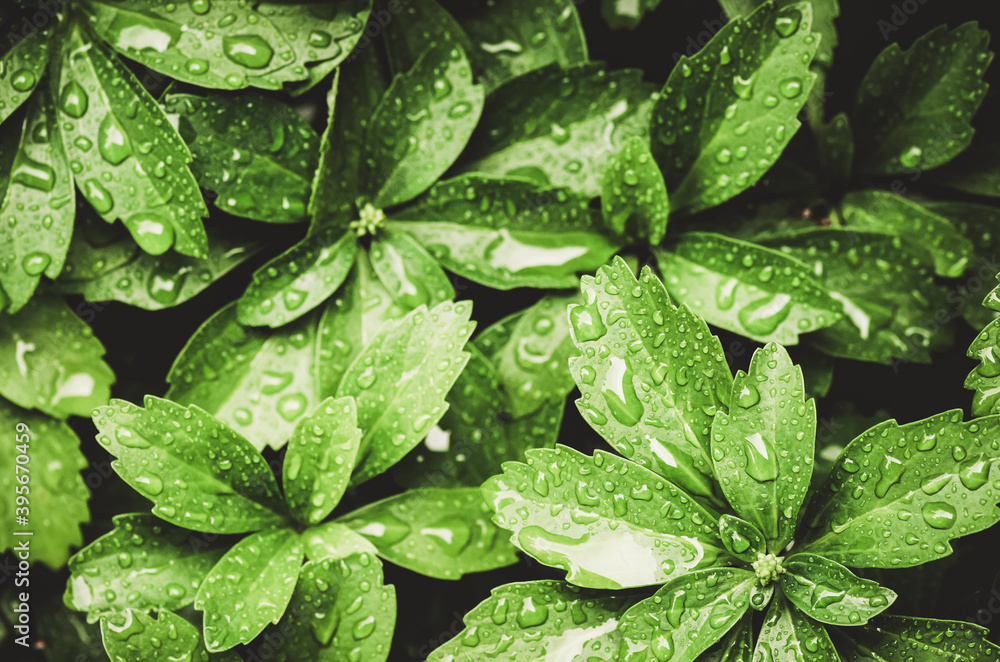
101 609 221 662
0 20 52 125
841 615 1000 662
719 0 838 69
752 595 839 661
718 515 767 564
780 553 896 626
301 521 378 562
602 136 669 244
58 212 139 281
369 230 455 310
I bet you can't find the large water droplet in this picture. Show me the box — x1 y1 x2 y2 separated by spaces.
738 294 792 337
874 455 905 498
83 179 114 214
98 114 132 165
921 502 957 530
222 35 275 69
958 457 990 491
569 303 607 342
742 433 777 482
11 154 56 192
600 357 644 426
60 81 89 118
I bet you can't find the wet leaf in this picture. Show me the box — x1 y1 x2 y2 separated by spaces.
711 342 815 549
602 136 669 245
0 400 89 568
379 0 473 76
719 0 839 69
801 409 1000 568
0 17 53 125
195 528 303 651
458 63 656 197
568 257 731 504
0 91 74 311
655 232 843 344
485 446 726 589
966 279 1000 416
164 92 319 223
853 23 992 175
929 137 1000 198
427 580 633 661
92 396 288 533
340 487 517 579
752 595 839 662
840 615 1000 662
601 0 664 30
780 553 896 626
718 515 767 564
101 609 223 662
369 229 455 309
0 294 114 418
617 568 756 662
266 553 396 662
237 227 357 327
56 23 208 257
166 303 322 451
815 111 852 184
651 2 818 214
57 212 139 281
336 301 474 485
707 614 754 662
65 513 229 620
359 44 484 209
301 521 378 562
391 175 618 290
283 396 362 525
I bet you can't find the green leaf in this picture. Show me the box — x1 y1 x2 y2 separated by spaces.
815 111 853 184
484 446 726 589
601 0 663 30
707 614 754 662
237 228 357 327
359 45 484 209
780 553 896 626
568 257 731 503
719 0 839 69
369 229 455 310
0 294 114 418
458 63 656 197
841 615 1000 662
195 528 304 651
87 0 369 90
801 409 1000 568
457 0 588 92
163 92 319 223
0 400 88 568
602 136 669 244
266 553 396 662
718 515 767 564
56 227 263 310
101 609 223 662
752 595 839 662
0 90 74 311
58 213 138 281
427 580 633 661
0 19 53 125
336 300 474 485
617 568 756 662
166 302 322 451
759 230 950 364
340 487 517 579
390 175 619 290
711 342 815 549
656 233 842 345
56 23 208 258
301 521 378 562
967 307 1000 417
853 23 992 175
841 191 975 278
651 2 818 214
65 513 229 620
379 0 473 76
283 396 362 525
929 138 1000 198
93 396 287 533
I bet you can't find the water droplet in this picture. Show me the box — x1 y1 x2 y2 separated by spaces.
921 502 957 529
21 252 51 276
277 393 308 422
779 78 803 99
732 74 754 100
135 473 164 496
11 154 56 192
515 597 548 628
82 179 114 214
184 58 210 75
958 457 990 491
129 212 175 255
738 294 792 337
11 69 36 92
736 384 760 408
222 35 275 69
874 455 905 498
308 30 332 48
742 433 777 482
569 303 607 342
900 146 923 169
813 583 846 608
601 357 644 426
189 0 211 13
775 9 802 37
60 81 88 118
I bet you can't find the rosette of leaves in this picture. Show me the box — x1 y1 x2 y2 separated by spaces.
0 0 368 311
64 301 518 659
430 258 1000 661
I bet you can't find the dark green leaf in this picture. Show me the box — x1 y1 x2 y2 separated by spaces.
929 138 1000 198
841 615 1000 662
390 175 618 289
195 528 303 651
705 614 754 662
427 580 633 661
853 23 992 175
458 63 656 197
0 20 53 125
359 45 483 209
568 257 730 504
164 92 319 223
369 229 454 309
237 227 357 327
340 487 517 579
601 0 663 30
651 2 819 214
799 346 835 399
719 0 839 69
966 289 1000 416
337 300 473 484
816 111 852 184
712 342 815 549
56 23 208 257
0 90 74 311
484 446 726 589
266 553 396 662
718 515 767 564
66 513 229 619
0 294 113 418
752 595 839 661
283 396 362 525
0 400 88 568
101 609 223 662
780 553 895 626
93 396 288 533
801 409 1000 568
602 136 669 244
656 232 842 344
58 212 138 281
379 0 473 76
617 568 756 662
166 303 322 451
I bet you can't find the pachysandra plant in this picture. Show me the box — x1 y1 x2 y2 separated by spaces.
430 258 1000 661
65 300 518 659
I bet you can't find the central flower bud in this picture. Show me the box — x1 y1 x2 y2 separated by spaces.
752 552 785 585
350 203 385 237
